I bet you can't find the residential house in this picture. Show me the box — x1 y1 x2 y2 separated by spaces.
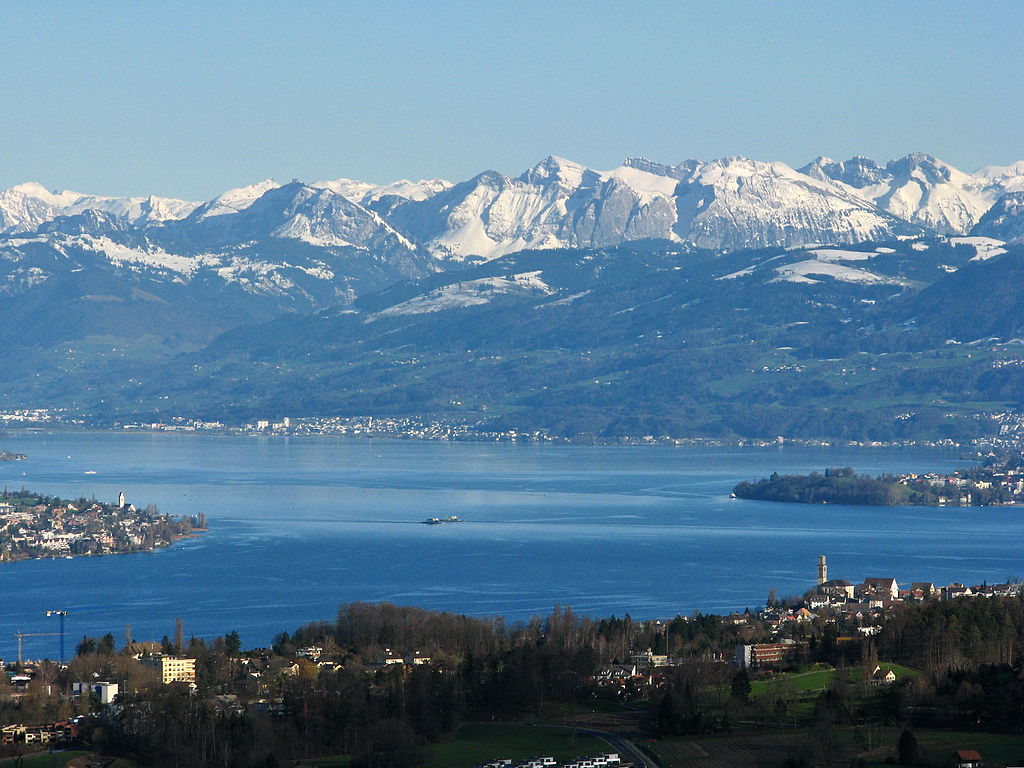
631 649 669 668
870 666 896 685
859 578 899 600
952 750 982 768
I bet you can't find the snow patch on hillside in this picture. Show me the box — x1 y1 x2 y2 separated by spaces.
372 271 553 318
74 236 207 276
950 236 1008 260
771 259 902 285
804 248 877 262
538 289 591 307
718 266 755 280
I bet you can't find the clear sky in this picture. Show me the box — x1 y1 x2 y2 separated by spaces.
3 1 1022 200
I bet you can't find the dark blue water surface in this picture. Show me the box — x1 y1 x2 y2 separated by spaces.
0 431 1018 659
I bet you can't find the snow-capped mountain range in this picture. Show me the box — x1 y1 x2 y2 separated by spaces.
2 152 1023 315
5 153 1024 252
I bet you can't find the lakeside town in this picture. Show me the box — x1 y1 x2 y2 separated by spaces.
4 407 1024 450
0 489 205 561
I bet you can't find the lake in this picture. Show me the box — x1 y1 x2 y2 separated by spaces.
0 431 1018 660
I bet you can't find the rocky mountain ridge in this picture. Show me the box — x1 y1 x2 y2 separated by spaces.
4 153 1024 265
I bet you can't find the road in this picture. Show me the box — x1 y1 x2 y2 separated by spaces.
574 728 660 768
486 721 660 768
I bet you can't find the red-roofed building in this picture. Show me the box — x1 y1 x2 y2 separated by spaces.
952 749 981 768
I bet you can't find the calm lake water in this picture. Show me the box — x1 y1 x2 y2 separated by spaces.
0 431 1017 659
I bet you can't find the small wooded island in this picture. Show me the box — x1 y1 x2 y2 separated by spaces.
734 460 1024 506
0 489 206 561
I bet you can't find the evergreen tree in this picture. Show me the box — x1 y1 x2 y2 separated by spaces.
898 729 919 765
730 669 752 702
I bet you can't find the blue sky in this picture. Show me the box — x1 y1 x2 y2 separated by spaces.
3 1 1022 200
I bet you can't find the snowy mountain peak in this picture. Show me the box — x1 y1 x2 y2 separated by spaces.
622 157 699 180
0 187 58 234
195 178 282 219
39 208 128 236
312 176 452 204
974 162 1024 195
518 155 588 188
886 152 954 184
799 156 884 187
8 181 85 209
802 153 998 235
975 161 1024 179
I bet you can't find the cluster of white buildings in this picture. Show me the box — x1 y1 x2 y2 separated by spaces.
896 468 1024 504
0 408 71 424
478 755 624 768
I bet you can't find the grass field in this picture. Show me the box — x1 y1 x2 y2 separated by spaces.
297 756 353 768
750 663 920 701
17 753 87 768
425 724 609 768
880 662 919 679
12 752 136 768
649 732 805 768
650 725 1024 768
750 668 835 698
894 730 1024 766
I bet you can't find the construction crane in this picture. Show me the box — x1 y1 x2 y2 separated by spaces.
45 610 69 664
14 632 58 666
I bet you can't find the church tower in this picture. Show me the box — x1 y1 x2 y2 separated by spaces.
817 555 828 585
118 491 126 508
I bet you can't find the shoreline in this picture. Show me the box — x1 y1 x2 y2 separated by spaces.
0 529 207 565
0 424 986 453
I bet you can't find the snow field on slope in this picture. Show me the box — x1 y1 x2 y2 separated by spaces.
372 271 553 318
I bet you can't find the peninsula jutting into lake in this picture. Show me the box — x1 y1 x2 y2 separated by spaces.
734 457 1024 506
0 488 206 561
